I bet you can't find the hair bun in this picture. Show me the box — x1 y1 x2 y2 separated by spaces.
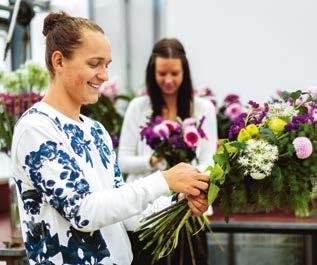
42 11 69 36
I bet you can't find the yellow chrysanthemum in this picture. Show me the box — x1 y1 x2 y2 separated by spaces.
268 118 287 134
237 128 250 142
246 124 259 137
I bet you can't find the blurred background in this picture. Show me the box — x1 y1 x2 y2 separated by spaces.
0 1 316 265
1 0 317 102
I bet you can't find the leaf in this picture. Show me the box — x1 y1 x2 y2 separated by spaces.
281 91 291 101
213 152 228 167
272 166 283 192
298 105 308 115
260 128 277 143
208 183 220 205
230 141 247 150
209 164 224 181
289 90 302 101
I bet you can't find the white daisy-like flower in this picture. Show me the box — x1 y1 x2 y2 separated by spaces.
267 102 298 120
237 139 279 180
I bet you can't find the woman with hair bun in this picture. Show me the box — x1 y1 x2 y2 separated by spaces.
11 12 209 265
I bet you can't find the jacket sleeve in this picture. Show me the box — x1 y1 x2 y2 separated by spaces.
118 98 153 174
13 123 169 233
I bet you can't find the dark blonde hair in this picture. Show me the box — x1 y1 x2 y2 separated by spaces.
43 11 104 77
146 38 193 120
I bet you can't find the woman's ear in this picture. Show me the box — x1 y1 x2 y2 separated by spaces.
51 51 64 74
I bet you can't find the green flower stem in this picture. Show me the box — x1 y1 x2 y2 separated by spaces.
137 199 187 230
185 221 196 265
173 209 192 249
202 215 224 252
140 203 188 242
152 206 187 249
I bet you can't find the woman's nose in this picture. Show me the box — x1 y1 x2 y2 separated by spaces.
98 69 108 82
165 75 173 84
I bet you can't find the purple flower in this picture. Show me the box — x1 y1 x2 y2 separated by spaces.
154 116 163 124
285 114 314 131
197 116 207 139
248 103 269 125
228 113 247 140
110 133 119 149
171 134 183 148
224 93 240 106
248 100 259 109
292 137 313 159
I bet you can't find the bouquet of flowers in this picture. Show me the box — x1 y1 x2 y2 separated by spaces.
208 90 317 221
0 61 48 153
136 115 220 263
140 115 207 168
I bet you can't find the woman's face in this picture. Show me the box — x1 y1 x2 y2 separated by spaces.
59 29 112 106
155 57 184 97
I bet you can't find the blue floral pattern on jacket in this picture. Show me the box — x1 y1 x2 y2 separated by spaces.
90 123 111 169
24 140 90 228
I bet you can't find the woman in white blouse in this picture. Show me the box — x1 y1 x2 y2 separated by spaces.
118 38 218 265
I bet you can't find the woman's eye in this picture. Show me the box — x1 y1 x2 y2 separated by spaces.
88 62 99 68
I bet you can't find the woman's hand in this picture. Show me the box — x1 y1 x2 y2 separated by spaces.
178 192 208 216
187 192 209 216
150 155 167 170
162 162 209 196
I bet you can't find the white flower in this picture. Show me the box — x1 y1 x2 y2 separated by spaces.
238 139 279 180
250 172 266 180
267 102 298 120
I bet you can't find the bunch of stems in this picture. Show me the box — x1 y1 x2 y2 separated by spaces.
135 199 218 264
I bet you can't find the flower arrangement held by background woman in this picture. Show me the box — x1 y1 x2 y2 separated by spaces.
140 115 207 169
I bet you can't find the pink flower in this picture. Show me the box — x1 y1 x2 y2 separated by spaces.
224 103 243 121
183 117 196 128
153 123 170 138
161 120 180 132
183 126 199 148
292 137 313 159
99 77 119 102
276 89 285 97
309 86 317 100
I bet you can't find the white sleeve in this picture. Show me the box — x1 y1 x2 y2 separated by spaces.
123 195 175 231
196 100 218 172
118 99 153 174
14 124 169 233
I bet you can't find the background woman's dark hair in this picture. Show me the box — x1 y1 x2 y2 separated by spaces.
146 38 193 120
43 11 104 77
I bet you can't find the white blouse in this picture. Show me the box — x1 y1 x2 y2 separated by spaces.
118 96 218 183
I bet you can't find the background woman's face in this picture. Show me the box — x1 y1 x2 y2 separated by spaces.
60 29 112 106
155 57 184 97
